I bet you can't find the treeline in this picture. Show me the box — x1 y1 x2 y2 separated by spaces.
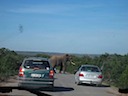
0 48 24 81
0 48 128 89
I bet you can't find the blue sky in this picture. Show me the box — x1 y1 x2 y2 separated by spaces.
0 0 128 54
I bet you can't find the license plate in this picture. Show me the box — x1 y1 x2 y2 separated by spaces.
31 74 42 78
86 74 94 78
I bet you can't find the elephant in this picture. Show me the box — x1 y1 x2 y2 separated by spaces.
49 54 75 74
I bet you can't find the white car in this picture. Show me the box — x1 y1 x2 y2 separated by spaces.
75 64 103 86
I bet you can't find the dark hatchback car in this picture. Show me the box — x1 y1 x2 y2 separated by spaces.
18 57 54 90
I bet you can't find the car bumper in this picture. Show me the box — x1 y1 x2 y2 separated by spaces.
18 78 54 89
79 78 102 85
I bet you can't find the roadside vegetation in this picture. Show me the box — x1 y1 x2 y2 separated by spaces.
67 53 128 89
0 48 128 89
0 48 24 81
36 52 128 89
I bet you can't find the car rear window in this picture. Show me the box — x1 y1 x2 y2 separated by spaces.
81 66 100 72
23 60 50 69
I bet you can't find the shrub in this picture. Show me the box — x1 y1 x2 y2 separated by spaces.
118 65 128 89
0 48 24 81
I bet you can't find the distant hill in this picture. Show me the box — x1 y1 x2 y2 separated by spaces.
16 51 65 56
16 51 100 58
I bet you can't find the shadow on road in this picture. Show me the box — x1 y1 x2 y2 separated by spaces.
0 86 74 96
0 86 52 96
79 84 110 87
54 86 74 92
42 86 74 92
25 89 52 96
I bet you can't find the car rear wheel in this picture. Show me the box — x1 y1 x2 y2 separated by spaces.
50 87 54 91
75 81 81 85
96 83 101 87
49 81 54 91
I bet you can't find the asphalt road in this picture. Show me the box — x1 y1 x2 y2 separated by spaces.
0 73 119 96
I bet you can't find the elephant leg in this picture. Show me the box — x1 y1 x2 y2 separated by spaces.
62 63 67 74
52 65 56 73
59 63 63 73
53 67 56 73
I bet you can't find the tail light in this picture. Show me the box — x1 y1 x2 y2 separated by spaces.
19 67 24 77
98 75 103 79
49 70 54 78
79 73 84 77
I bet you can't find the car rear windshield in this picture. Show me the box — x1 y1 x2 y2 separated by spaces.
81 66 100 72
23 60 50 69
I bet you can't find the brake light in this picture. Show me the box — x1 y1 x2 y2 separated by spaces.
19 67 24 77
98 75 103 79
49 70 54 78
79 73 84 77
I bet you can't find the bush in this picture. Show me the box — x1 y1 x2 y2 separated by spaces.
118 65 128 89
67 53 128 88
0 48 24 81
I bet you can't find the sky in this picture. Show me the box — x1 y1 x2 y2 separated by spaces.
0 0 128 54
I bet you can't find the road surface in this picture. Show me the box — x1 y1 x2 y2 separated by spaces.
0 73 119 96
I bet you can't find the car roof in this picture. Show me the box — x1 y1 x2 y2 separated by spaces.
24 57 49 61
81 64 99 68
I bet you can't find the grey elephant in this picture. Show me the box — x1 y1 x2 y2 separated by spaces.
49 54 75 74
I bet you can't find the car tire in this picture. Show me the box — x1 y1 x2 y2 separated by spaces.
49 82 54 91
18 83 21 88
49 86 54 92
75 81 80 85
96 83 101 87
